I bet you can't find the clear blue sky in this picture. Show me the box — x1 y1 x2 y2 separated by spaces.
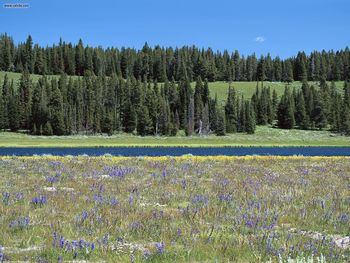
0 0 349 58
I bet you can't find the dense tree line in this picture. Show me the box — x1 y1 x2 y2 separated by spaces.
0 72 256 136
0 34 350 82
1 71 349 136
251 81 350 135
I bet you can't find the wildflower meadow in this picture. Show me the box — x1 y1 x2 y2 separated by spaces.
0 156 349 262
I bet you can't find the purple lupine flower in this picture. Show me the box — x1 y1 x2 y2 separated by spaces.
110 197 119 206
177 228 182 236
81 210 88 221
245 219 255 228
31 195 47 207
191 195 208 207
2 192 10 205
14 192 24 202
46 174 60 184
161 169 167 177
59 236 65 248
155 241 165 254
218 194 233 202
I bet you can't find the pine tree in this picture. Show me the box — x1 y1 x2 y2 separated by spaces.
341 82 350 134
186 97 194 136
215 109 226 136
0 34 12 71
238 96 246 132
0 78 3 130
158 97 170 135
294 91 309 129
49 86 65 135
277 86 295 129
123 99 137 133
257 56 266 82
8 81 20 132
342 107 350 135
272 89 278 120
201 103 210 135
18 69 32 129
43 121 53 136
137 105 153 136
209 95 218 133
225 86 237 133
194 77 204 131
283 60 294 82
245 101 256 134
312 91 327 130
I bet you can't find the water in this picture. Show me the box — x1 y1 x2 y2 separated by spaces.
0 147 349 156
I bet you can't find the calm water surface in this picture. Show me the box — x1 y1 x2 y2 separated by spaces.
0 147 349 156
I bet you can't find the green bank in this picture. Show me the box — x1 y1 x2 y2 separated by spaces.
0 126 349 147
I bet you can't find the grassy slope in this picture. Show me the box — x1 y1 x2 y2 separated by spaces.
0 126 349 147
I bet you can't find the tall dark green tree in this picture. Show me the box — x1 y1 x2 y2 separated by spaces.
294 91 309 129
277 86 295 129
245 101 256 134
18 70 32 129
225 86 237 133
8 81 20 131
49 86 65 135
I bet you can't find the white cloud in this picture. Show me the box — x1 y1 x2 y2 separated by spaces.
255 36 265 43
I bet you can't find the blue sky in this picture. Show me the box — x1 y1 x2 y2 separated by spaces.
0 0 349 58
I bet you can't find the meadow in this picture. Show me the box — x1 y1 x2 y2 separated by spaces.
0 156 349 262
0 126 349 147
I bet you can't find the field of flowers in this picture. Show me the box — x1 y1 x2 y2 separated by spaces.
0 156 349 262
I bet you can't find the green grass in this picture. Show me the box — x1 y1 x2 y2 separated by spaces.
0 156 348 261
0 126 349 147
196 81 345 105
0 71 62 86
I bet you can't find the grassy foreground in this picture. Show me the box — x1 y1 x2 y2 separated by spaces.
0 126 349 147
0 156 348 262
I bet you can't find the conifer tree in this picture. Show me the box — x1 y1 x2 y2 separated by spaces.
216 109 226 136
8 81 20 132
272 89 278 120
186 97 194 136
194 77 204 131
43 121 53 135
295 91 309 129
225 86 237 133
277 86 295 129
209 95 218 133
245 101 256 134
49 86 65 135
312 91 327 130
137 104 153 136
238 96 246 132
18 70 32 129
